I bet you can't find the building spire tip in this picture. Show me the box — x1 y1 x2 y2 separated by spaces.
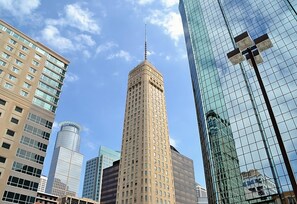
145 24 147 61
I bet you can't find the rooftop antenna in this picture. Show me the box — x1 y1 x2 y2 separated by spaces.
145 24 147 60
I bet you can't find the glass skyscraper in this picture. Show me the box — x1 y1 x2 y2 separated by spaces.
82 146 120 201
46 121 83 197
179 0 297 203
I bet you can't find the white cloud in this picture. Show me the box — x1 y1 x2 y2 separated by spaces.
65 72 79 83
85 141 97 151
65 4 100 34
96 42 118 55
107 50 132 61
146 10 183 44
135 0 155 5
52 121 60 131
161 0 179 7
40 25 75 52
82 50 92 59
127 0 155 6
82 125 90 134
113 72 120 76
46 3 100 34
74 34 96 47
147 50 155 57
0 0 40 16
170 137 179 147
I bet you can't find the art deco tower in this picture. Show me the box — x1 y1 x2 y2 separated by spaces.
116 59 176 203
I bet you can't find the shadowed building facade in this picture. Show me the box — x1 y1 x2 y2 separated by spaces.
116 60 176 204
0 20 69 203
179 0 297 203
170 146 197 204
100 160 120 204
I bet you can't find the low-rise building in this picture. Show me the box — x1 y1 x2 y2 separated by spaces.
58 195 98 204
34 192 58 204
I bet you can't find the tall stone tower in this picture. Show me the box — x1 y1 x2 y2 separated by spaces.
116 60 176 204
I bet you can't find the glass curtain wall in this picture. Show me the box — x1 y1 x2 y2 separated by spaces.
180 0 297 203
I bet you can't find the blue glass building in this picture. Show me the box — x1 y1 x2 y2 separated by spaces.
46 122 83 197
179 0 297 203
82 146 120 201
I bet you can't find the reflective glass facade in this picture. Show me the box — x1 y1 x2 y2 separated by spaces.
179 0 297 203
82 146 120 201
46 122 83 197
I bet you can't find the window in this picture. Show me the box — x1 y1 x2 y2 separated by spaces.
20 90 28 97
28 113 53 128
19 52 26 59
32 60 39 66
15 59 23 66
6 45 13 52
8 74 17 82
23 82 31 89
26 75 34 81
6 129 15 137
11 117 19 124
29 67 37 74
2 142 11 149
0 98 6 105
0 60 6 66
12 67 20 74
3 191 35 204
34 54 42 60
2 52 10 59
24 124 50 140
0 156 6 163
4 83 13 90
21 45 29 52
12 162 42 177
15 106 23 113
9 39 17 45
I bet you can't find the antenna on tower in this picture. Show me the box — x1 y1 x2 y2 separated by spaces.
145 24 147 60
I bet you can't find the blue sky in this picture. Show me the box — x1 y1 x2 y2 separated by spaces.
0 0 204 195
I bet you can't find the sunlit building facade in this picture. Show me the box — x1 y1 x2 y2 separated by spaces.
116 60 176 204
37 175 48 193
0 20 69 203
46 122 83 197
195 183 208 204
82 146 120 201
179 0 297 203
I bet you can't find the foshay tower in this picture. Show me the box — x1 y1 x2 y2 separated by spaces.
116 39 176 204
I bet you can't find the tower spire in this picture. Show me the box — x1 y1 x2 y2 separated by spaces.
145 24 147 60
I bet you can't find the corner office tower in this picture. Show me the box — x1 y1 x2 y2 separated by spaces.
46 122 83 197
116 60 176 204
180 0 297 203
0 20 69 203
